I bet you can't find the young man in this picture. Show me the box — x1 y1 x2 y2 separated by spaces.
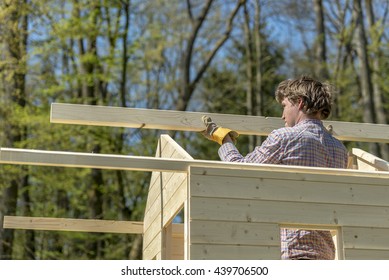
201 76 348 260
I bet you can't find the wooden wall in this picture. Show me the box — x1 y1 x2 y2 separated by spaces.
142 135 192 260
188 165 389 260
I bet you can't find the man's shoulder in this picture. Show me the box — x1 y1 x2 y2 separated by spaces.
271 126 299 138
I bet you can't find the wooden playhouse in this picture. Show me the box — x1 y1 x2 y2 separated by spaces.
2 103 389 260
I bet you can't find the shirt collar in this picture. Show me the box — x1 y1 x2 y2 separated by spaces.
295 118 323 127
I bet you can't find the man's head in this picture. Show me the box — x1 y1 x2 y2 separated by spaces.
275 76 334 126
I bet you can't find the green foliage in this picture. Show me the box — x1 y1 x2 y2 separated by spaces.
1 0 388 260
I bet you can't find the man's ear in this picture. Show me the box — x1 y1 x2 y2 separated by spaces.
297 98 304 110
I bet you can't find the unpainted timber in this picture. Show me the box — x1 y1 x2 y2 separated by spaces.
3 216 143 234
2 147 389 179
352 148 389 171
50 103 389 143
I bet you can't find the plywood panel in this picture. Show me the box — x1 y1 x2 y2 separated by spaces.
51 103 389 143
190 220 279 246
343 227 389 250
190 244 280 260
189 197 389 228
344 248 389 260
190 174 389 207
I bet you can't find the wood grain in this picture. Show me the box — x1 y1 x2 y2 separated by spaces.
51 103 389 143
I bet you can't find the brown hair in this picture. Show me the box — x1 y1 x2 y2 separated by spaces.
275 76 334 119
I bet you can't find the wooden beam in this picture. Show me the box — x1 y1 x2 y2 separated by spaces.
3 216 143 234
50 103 389 143
0 147 189 172
1 147 389 179
352 148 389 171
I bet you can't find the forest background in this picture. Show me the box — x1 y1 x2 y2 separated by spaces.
0 0 388 260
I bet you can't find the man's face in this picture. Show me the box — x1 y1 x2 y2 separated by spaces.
281 98 300 127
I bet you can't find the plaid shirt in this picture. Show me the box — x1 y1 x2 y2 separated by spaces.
218 119 348 260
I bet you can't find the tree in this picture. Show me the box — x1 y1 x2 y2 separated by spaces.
176 0 246 112
365 0 389 160
0 0 32 259
314 0 329 79
352 0 379 156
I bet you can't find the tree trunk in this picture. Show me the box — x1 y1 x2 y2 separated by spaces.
21 172 35 259
352 0 379 156
0 180 18 259
365 0 389 160
332 2 354 119
0 0 29 259
74 0 104 258
254 0 264 145
243 2 256 151
176 0 245 112
313 0 329 79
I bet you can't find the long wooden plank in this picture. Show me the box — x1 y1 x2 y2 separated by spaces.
189 166 389 183
3 216 143 234
190 220 280 246
0 147 189 172
51 103 389 143
190 244 280 260
343 226 389 250
2 147 389 179
190 173 389 207
344 248 389 260
189 197 389 228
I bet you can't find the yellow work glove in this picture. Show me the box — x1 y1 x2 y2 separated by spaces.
200 115 239 145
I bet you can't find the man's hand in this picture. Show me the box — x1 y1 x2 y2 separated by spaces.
200 116 239 145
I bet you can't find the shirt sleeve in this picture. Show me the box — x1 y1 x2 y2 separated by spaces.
218 131 284 164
